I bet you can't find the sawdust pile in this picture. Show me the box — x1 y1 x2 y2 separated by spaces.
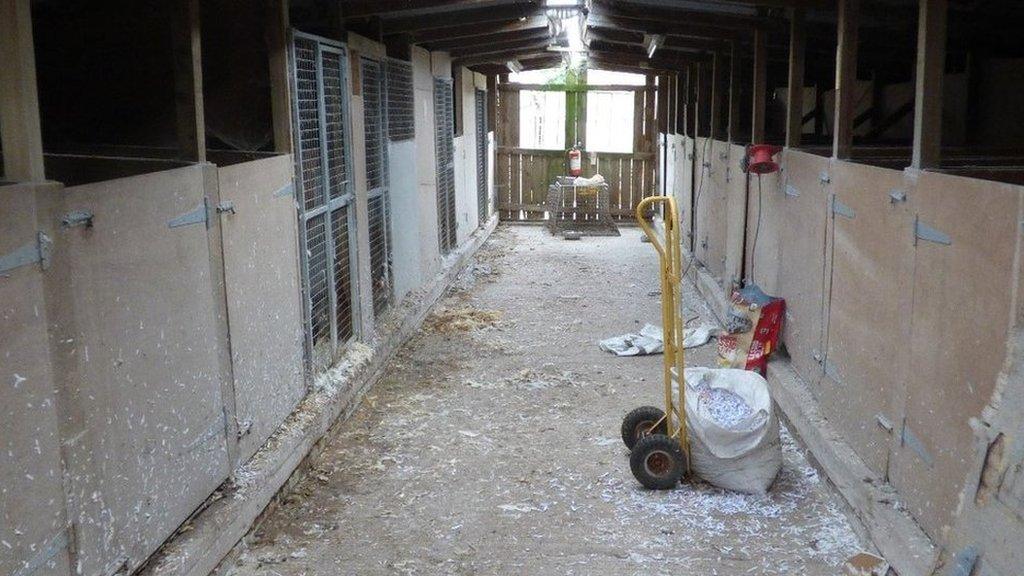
424 306 502 334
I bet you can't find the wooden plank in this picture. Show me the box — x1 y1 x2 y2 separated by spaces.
912 0 947 170
752 28 768 143
0 0 45 181
510 152 521 219
266 0 291 153
496 151 512 220
499 83 647 93
710 52 723 140
172 0 206 162
785 8 806 148
505 90 519 147
833 0 860 160
728 42 741 142
633 89 646 155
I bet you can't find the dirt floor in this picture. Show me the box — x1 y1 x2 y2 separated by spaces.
225 225 866 576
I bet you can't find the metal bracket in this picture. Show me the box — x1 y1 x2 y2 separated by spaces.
914 216 951 246
273 182 295 198
168 198 210 229
902 422 935 467
819 171 831 184
945 546 979 576
12 528 69 576
61 210 94 229
0 232 53 275
216 201 236 215
785 184 800 198
832 196 856 219
875 413 894 434
889 189 907 204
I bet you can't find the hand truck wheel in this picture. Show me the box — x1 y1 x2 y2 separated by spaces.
629 434 685 490
620 406 667 450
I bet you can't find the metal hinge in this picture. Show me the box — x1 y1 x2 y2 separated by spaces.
273 182 295 198
0 232 53 275
216 201 236 215
168 198 210 229
785 184 800 198
819 171 831 184
889 189 907 204
901 422 935 467
875 413 894 433
832 195 856 219
914 216 951 246
61 210 94 229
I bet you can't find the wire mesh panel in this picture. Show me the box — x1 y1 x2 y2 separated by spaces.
291 32 360 370
385 58 414 141
475 89 489 224
293 37 325 211
322 50 349 200
363 57 393 316
433 77 457 254
331 206 354 342
368 194 392 316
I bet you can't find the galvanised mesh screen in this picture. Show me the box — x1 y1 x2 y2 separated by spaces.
305 212 331 347
433 77 457 254
322 51 349 200
368 194 392 316
362 58 385 192
331 206 354 342
291 33 359 367
293 37 325 211
385 58 414 141
475 89 488 223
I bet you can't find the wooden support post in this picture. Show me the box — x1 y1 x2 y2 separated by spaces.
686 64 697 137
912 0 947 170
0 0 45 182
267 0 292 154
173 0 206 162
752 28 768 144
657 74 670 135
833 0 859 160
785 8 806 148
710 52 723 141
695 63 708 138
728 42 742 143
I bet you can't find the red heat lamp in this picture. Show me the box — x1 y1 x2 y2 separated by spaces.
746 144 783 174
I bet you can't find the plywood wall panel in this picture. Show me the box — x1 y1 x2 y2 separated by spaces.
0 184 72 576
702 140 730 281
744 165 783 295
680 136 695 251
52 166 231 574
889 172 1024 541
777 150 832 386
823 161 914 476
692 137 712 266
218 155 307 465
724 144 748 291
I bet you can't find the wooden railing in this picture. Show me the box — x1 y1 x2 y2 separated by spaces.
495 146 658 221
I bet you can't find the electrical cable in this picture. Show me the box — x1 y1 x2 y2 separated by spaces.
749 173 763 284
682 136 713 280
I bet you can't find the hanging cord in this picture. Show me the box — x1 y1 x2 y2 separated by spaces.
749 173 763 284
682 136 714 280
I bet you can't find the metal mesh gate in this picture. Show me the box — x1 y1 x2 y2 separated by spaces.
475 88 489 224
363 57 393 317
434 77 457 254
385 58 414 141
291 32 359 369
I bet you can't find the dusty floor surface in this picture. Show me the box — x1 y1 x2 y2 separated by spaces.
226 225 865 576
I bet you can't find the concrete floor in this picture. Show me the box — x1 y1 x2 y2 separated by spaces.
225 225 865 576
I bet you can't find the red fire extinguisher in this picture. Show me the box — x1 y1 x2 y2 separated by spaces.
568 144 582 177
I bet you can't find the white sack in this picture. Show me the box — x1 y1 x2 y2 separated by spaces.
682 367 782 494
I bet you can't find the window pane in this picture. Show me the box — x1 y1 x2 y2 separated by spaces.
585 91 634 153
519 90 565 150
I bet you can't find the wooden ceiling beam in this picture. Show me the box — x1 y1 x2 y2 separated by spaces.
455 48 555 67
588 14 742 41
342 0 537 19
590 2 781 31
448 37 552 58
424 27 551 51
381 3 542 33
400 14 550 42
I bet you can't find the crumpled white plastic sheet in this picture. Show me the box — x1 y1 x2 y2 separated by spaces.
599 323 716 356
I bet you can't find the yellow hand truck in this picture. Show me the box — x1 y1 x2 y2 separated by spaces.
619 195 690 489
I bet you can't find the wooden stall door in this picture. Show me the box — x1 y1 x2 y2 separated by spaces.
218 156 307 465
823 162 914 476
0 185 73 576
53 166 232 575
